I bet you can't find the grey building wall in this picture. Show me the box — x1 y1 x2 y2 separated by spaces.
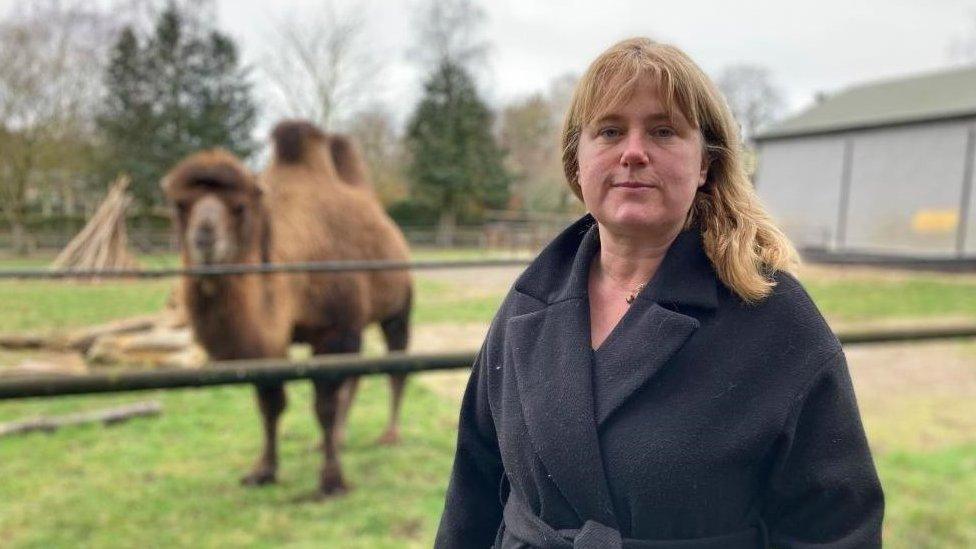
964 127 976 256
756 118 976 257
845 120 970 255
754 136 846 249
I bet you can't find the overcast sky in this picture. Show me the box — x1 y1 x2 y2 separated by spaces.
212 0 976 132
6 0 974 131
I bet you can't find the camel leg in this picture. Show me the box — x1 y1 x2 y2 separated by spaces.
311 330 361 496
333 375 360 448
377 294 411 445
241 382 287 486
376 373 408 446
312 379 348 496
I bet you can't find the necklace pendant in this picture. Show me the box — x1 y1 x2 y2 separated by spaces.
626 282 646 305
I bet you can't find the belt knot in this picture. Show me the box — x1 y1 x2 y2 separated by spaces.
561 519 622 549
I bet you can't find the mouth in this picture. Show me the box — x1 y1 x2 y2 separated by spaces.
611 181 656 189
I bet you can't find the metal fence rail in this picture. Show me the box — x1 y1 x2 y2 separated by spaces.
836 324 976 344
2 324 975 400
0 352 475 400
0 258 533 280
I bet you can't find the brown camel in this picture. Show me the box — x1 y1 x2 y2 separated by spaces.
161 120 413 495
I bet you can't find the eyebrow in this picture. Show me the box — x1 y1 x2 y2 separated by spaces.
591 112 674 126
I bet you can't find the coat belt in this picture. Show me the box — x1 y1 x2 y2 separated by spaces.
502 497 765 549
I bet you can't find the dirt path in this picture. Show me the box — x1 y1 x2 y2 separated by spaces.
409 317 976 456
416 265 525 299
409 322 489 405
846 340 976 453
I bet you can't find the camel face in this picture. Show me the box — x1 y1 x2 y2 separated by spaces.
183 194 242 265
162 150 264 267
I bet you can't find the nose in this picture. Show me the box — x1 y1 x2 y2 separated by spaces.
620 130 649 169
193 224 215 251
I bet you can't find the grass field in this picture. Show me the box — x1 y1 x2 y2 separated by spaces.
0 253 974 547
0 381 456 548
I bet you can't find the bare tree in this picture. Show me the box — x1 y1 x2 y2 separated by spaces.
498 72 580 214
346 105 409 206
499 94 559 211
411 0 489 71
547 72 578 123
261 1 381 130
0 0 117 253
716 64 784 144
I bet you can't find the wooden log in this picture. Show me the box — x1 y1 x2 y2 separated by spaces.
64 313 164 353
0 311 185 353
0 333 49 350
86 327 206 368
0 400 163 437
1 352 89 378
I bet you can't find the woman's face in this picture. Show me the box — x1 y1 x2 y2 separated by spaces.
577 78 707 239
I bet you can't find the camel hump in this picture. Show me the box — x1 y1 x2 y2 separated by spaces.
271 120 372 189
327 134 371 188
162 149 257 196
271 120 327 165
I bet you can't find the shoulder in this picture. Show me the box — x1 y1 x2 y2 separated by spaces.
752 270 835 344
711 269 842 379
482 286 546 354
763 271 833 329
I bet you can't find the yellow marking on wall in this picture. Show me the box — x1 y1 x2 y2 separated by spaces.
911 209 958 234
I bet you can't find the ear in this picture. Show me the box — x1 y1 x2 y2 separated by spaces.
697 148 712 188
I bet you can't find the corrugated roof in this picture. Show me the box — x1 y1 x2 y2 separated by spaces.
756 65 976 140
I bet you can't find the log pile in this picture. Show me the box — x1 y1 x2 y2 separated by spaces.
84 312 206 369
0 303 207 375
50 176 140 273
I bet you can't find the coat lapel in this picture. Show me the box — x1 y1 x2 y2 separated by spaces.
591 303 700 427
509 300 619 528
508 220 618 526
592 228 718 426
504 216 720 527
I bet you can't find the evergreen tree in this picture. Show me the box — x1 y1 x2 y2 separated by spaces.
98 4 256 208
405 61 510 243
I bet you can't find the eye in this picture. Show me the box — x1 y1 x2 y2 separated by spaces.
176 201 190 215
651 126 677 138
598 127 622 139
231 203 246 216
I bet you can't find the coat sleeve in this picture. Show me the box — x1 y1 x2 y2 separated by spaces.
763 350 884 548
434 339 506 548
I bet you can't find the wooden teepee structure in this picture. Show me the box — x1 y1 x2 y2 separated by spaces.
51 176 140 272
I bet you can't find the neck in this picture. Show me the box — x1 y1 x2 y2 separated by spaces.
182 254 271 356
593 221 683 290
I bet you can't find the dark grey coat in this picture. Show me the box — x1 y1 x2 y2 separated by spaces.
435 215 883 549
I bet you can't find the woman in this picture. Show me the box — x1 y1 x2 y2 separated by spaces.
435 38 883 549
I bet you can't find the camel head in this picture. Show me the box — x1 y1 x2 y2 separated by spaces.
161 149 270 266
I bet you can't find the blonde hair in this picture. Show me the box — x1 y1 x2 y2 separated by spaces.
562 37 799 303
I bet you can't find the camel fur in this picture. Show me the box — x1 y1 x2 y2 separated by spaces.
162 120 413 495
